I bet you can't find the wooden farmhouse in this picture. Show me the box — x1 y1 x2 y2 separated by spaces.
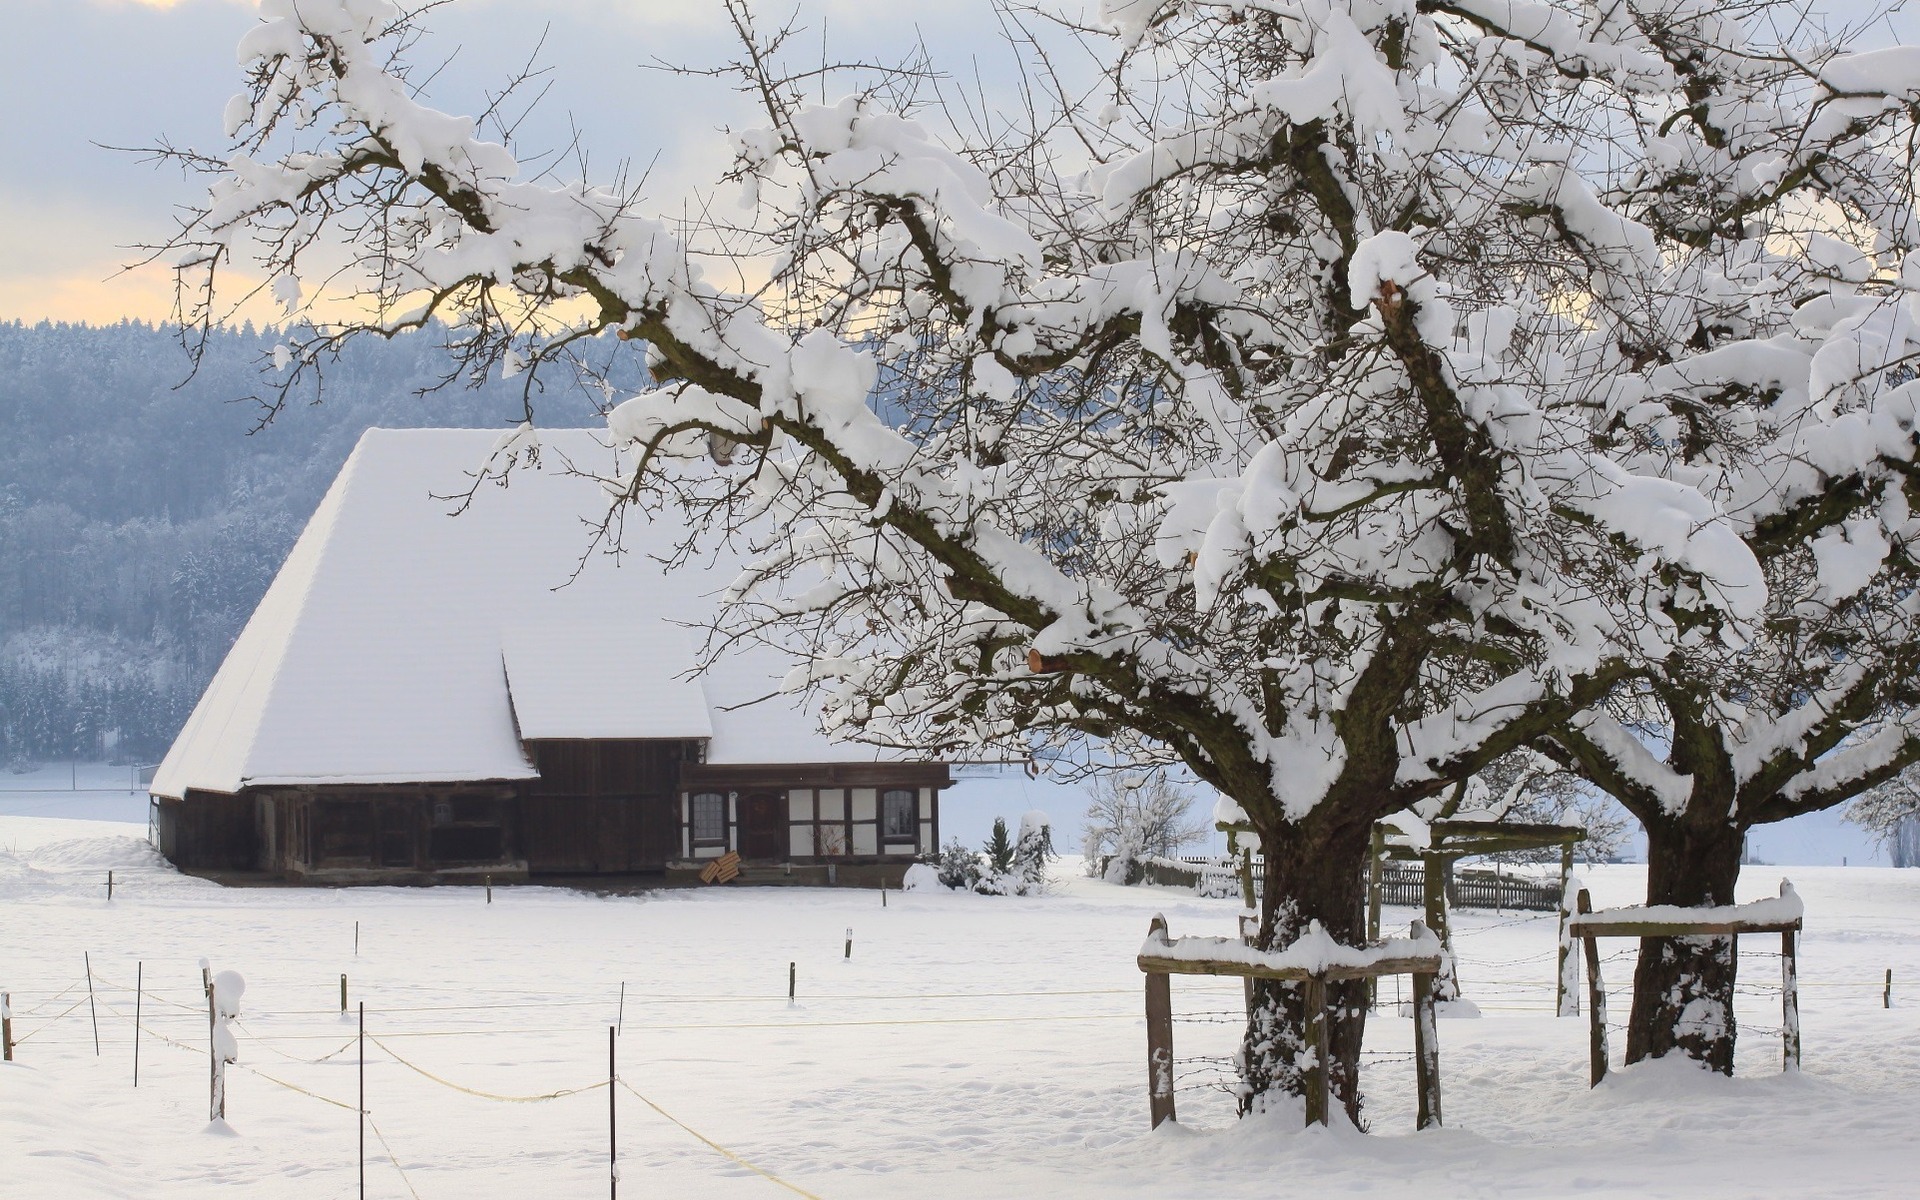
150 428 948 886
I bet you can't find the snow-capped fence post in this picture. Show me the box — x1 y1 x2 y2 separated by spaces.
1142 916 1176 1129
2 992 13 1062
1409 920 1442 1131
844 928 852 960
1576 890 1608 1086
340 974 347 1014
206 968 243 1123
1780 882 1800 1072
1557 876 1580 1018
201 963 214 1113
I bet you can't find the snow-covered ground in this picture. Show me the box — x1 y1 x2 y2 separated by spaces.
3 810 1917 1198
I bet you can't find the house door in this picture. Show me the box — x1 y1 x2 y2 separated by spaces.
740 791 784 861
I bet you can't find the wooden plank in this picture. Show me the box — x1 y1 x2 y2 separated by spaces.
1303 974 1329 1128
1782 927 1801 1072
1135 952 1442 982
1579 889 1608 1087
1411 967 1441 1129
1567 915 1800 937
1367 826 1384 1009
1556 845 1577 1018
1144 917 1176 1129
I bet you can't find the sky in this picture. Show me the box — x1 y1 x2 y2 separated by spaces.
0 0 1031 324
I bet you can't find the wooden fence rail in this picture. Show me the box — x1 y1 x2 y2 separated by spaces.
1177 858 1563 912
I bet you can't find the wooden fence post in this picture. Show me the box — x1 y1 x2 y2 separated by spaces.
2 991 13 1062
1577 889 1607 1086
340 974 348 1014
1556 852 1578 1017
1144 916 1176 1129
85 951 100 1056
1303 974 1330 1128
1410 921 1442 1129
1781 932 1801 1071
609 1025 618 1199
1886 968 1893 1009
205 969 222 1121
1366 825 1384 1009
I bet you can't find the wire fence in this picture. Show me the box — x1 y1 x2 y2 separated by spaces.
2 938 1902 1195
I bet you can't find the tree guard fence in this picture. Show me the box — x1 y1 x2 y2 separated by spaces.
1218 817 1586 1012
1137 916 1445 1130
1567 880 1804 1086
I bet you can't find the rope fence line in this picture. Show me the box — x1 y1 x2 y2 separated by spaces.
232 1021 359 1066
369 1035 609 1105
616 1077 824 1200
8 993 94 1045
8 982 83 1017
366 1117 426 1200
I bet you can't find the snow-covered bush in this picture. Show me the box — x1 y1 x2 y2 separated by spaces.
1010 810 1054 896
931 838 982 892
900 862 942 892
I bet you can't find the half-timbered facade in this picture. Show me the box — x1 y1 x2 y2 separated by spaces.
149 429 946 886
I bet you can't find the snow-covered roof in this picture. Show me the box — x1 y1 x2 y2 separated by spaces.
153 428 879 799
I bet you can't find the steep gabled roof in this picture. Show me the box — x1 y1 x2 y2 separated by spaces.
153 427 870 798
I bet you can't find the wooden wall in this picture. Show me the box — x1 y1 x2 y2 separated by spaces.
521 739 694 873
151 791 257 871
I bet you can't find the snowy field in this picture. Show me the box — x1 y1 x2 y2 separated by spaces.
3 811 1918 1198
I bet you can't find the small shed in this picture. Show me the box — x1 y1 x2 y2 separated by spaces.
149 428 948 886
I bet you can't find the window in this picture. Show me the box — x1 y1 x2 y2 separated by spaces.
691 792 726 845
882 789 917 844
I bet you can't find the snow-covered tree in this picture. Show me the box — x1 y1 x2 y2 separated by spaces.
1082 772 1209 880
1510 8 1920 1069
1848 766 1920 867
157 0 1918 1115
1465 751 1630 867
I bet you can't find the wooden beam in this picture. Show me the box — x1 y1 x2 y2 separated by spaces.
1782 926 1801 1072
1410 922 1441 1129
1144 917 1176 1129
1567 915 1801 938
1578 889 1608 1087
1556 853 1578 1018
1366 824 1384 1009
1135 952 1443 982
1303 974 1329 1128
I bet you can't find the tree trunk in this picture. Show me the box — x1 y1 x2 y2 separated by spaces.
1627 816 1745 1073
1239 819 1371 1123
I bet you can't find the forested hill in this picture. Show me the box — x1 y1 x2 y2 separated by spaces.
0 319 619 766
